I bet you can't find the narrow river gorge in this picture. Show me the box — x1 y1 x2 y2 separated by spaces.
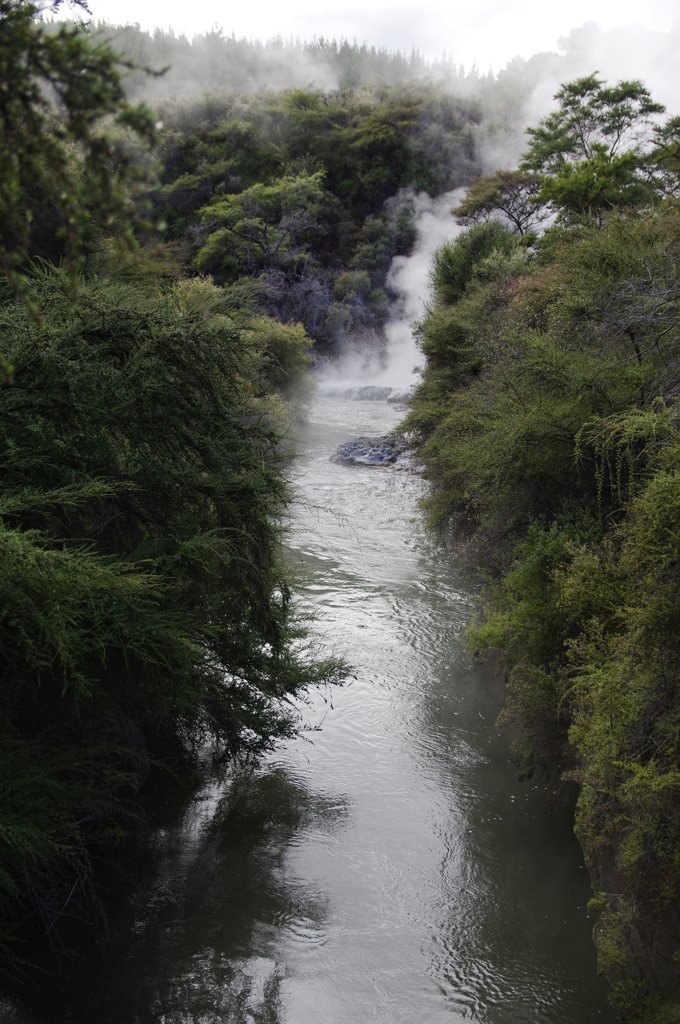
4 196 617 1024
7 26 680 1020
40 392 614 1024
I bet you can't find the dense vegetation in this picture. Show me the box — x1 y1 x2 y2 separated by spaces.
0 1 346 993
87 24 477 97
40 16 490 357
141 82 480 356
6 2 680 1018
407 74 680 1021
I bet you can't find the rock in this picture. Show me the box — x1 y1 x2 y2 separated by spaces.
386 387 415 405
350 385 393 401
332 433 411 466
315 384 394 401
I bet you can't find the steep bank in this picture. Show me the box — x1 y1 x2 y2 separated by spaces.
406 202 680 1019
11 392 613 1024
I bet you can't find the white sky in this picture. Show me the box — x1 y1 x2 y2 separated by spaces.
86 0 679 71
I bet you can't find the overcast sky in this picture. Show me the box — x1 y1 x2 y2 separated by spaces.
86 0 679 71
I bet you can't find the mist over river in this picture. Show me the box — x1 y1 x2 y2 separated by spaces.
2 194 616 1024
38 393 613 1024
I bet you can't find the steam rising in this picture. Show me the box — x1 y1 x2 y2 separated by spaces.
318 190 465 392
74 17 680 398
483 21 680 169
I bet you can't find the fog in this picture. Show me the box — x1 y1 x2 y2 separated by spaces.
461 19 680 171
317 190 466 392
69 14 680 392
86 0 679 74
83 19 680 172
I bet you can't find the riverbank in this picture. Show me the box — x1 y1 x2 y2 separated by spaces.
406 204 680 1020
7 392 613 1024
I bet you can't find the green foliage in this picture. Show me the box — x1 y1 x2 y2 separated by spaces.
538 151 654 220
430 219 517 305
0 258 339 974
471 523 574 739
410 194 680 1015
349 199 416 280
563 467 680 1016
453 168 547 235
196 171 327 279
522 74 665 173
652 115 680 196
520 73 669 222
145 84 479 350
0 1 158 305
334 270 372 301
240 314 314 400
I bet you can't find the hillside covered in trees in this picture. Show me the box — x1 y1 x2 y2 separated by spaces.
4 2 680 1020
406 74 680 1021
146 83 478 354
0 0 489 1006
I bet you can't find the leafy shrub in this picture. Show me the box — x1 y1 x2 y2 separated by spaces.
430 220 517 304
0 258 338 971
410 199 680 1017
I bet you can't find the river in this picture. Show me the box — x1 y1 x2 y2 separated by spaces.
20 391 612 1024
1 195 616 1024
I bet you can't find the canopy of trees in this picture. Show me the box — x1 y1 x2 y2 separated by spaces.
147 83 479 352
456 73 679 230
408 75 680 1024
0 2 341 993
0 0 158 312
453 169 548 235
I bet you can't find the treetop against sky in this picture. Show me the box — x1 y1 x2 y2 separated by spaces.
85 0 679 72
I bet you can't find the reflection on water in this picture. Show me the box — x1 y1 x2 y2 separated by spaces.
65 765 348 1024
20 395 615 1024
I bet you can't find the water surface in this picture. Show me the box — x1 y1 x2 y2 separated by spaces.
47 394 615 1024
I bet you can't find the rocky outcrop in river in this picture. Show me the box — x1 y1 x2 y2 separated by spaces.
332 432 416 468
318 384 414 405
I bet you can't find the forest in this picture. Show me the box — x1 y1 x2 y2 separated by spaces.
0 0 484 1004
2 2 680 1022
407 75 680 1020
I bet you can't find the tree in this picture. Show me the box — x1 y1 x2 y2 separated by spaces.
431 219 517 305
0 260 337 976
520 74 666 221
522 74 665 172
651 115 680 197
536 150 653 221
452 168 549 235
0 0 157 306
196 171 327 280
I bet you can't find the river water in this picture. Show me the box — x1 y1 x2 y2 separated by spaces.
2 194 616 1023
27 392 613 1024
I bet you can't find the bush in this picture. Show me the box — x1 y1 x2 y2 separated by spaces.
0 257 338 971
409 200 680 1016
430 219 517 304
